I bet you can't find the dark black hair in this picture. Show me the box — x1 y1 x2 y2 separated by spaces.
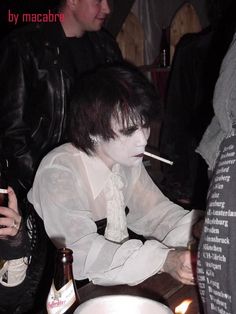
69 62 161 155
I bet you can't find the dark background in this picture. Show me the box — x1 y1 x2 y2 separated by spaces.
0 0 135 39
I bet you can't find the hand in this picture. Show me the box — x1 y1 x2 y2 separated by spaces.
162 249 195 285
192 218 204 239
0 187 21 237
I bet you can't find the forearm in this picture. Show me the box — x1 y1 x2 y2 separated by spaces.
70 235 171 286
0 219 31 287
0 215 30 260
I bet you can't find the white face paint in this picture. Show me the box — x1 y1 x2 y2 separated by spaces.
96 118 150 169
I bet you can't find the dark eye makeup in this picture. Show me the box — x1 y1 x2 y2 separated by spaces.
119 126 138 136
119 122 149 136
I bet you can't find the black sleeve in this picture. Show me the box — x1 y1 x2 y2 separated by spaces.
0 200 52 313
0 35 36 197
0 202 30 260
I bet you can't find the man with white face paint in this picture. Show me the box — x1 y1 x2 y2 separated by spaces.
96 118 151 169
29 63 203 287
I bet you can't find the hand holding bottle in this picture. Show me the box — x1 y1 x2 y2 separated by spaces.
0 186 30 261
0 187 21 237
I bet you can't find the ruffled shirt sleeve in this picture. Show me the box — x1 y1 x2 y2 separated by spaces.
126 164 199 248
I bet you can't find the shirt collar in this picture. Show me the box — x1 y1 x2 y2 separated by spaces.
80 151 113 199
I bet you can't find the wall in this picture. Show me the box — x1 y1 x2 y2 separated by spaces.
132 0 209 64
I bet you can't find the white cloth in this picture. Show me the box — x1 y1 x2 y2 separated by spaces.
28 143 199 286
104 164 129 243
0 258 27 287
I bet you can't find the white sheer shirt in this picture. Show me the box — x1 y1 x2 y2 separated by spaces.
28 143 198 286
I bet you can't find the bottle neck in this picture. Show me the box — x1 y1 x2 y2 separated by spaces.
160 28 169 68
47 248 80 314
0 158 8 186
54 261 73 289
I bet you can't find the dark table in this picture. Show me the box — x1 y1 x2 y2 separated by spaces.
78 273 203 314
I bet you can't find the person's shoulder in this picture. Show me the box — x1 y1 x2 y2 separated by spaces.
87 28 119 47
0 27 28 58
176 27 213 51
1 22 62 48
89 27 114 39
98 27 116 40
0 24 45 54
2 24 39 43
88 28 122 60
40 143 80 167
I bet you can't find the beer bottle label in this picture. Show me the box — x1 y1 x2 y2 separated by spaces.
47 279 76 314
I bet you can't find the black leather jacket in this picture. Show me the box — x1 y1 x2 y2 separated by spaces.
0 22 122 197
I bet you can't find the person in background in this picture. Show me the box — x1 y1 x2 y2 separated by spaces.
159 0 236 209
29 63 203 287
0 0 122 200
1 1 122 311
197 29 236 313
0 187 46 313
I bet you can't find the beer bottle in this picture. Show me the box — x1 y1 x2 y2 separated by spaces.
0 157 8 207
47 248 80 314
159 28 170 68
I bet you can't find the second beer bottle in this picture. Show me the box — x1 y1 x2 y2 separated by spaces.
47 248 80 314
159 28 170 68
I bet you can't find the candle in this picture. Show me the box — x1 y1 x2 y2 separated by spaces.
144 151 173 165
175 299 192 314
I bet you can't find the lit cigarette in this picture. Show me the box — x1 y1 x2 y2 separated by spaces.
0 188 8 194
144 151 173 165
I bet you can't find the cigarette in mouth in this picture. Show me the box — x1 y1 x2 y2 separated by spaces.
144 151 173 165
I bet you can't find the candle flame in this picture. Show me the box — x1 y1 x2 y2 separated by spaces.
175 299 192 314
